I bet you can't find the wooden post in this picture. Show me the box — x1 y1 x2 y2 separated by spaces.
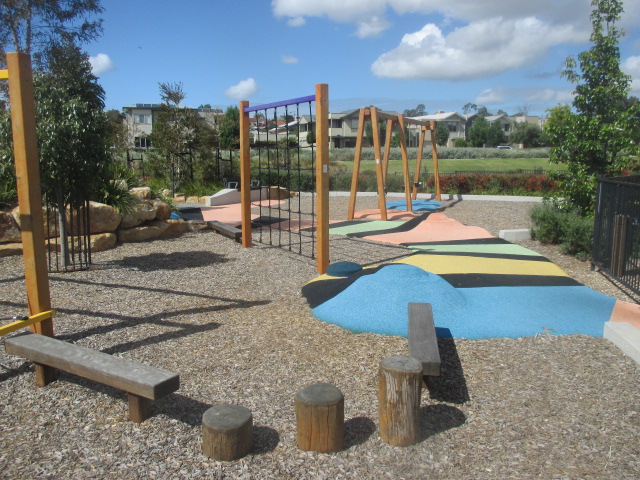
128 394 153 423
347 108 366 220
382 118 394 186
239 100 252 248
295 382 344 452
611 214 628 277
315 83 329 274
430 122 441 201
202 404 253 461
378 355 423 446
7 52 55 386
370 107 387 221
397 114 413 213
412 128 426 200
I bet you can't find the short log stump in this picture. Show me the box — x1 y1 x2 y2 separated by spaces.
378 355 423 446
295 382 344 452
202 404 253 461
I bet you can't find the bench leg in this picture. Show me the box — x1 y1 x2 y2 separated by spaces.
34 363 56 387
128 393 152 423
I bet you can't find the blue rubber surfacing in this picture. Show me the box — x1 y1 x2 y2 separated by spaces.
310 263 618 340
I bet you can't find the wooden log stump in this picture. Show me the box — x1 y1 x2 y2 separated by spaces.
295 382 344 452
202 404 253 461
378 355 423 446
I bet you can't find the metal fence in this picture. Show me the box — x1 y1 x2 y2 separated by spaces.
592 175 640 296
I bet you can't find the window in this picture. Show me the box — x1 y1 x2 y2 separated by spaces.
135 137 151 148
447 122 457 132
133 114 151 124
330 119 342 128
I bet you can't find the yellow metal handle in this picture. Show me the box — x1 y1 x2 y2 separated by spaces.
0 69 8 80
0 309 56 336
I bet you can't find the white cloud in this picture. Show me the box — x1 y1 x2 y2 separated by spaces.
271 0 602 38
526 88 574 105
622 56 640 94
89 53 115 75
371 17 584 80
224 78 259 100
281 55 299 64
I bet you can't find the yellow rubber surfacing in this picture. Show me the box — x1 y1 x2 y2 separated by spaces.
396 254 570 277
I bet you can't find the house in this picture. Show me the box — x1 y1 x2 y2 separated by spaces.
485 114 514 134
409 111 468 147
122 103 221 149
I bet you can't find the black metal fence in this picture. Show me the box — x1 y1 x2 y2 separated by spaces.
44 197 91 272
592 175 640 296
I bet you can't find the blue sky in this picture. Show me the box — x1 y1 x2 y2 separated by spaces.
89 0 640 116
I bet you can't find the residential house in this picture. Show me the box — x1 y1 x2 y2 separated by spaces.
122 103 221 149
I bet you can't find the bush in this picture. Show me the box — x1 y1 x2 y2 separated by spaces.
530 203 594 258
530 203 566 244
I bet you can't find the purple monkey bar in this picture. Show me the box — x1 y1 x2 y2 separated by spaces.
243 94 316 113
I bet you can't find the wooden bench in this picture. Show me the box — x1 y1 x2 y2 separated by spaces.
407 302 441 377
4 332 180 423
207 221 242 243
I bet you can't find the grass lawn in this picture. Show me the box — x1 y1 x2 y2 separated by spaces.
334 158 565 174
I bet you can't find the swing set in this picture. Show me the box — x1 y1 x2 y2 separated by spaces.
347 106 441 221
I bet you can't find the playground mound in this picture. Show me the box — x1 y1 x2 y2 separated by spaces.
0 196 638 480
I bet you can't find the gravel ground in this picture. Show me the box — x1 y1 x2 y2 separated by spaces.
1 197 639 480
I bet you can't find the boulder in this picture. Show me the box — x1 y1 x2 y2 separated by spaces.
130 187 152 200
152 200 172 220
90 233 117 252
186 196 201 204
120 201 158 228
154 219 190 238
0 211 21 243
88 202 122 234
118 225 163 243
269 186 296 199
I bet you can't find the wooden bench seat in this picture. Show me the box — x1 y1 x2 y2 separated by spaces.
5 332 180 423
207 221 242 243
407 302 441 377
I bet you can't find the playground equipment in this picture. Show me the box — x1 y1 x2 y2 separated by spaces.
239 84 330 274
1 53 56 384
347 107 441 221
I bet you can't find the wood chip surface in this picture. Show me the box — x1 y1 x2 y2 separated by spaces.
1 197 638 480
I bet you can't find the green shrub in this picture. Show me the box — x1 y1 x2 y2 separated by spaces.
530 203 594 258
560 215 594 258
453 139 469 148
530 203 566 244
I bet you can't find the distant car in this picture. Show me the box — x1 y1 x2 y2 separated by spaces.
496 145 513 149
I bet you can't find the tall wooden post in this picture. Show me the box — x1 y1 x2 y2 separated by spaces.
412 128 426 200
315 84 329 274
7 52 55 386
370 107 388 221
430 121 441 201
397 115 413 214
347 108 366 220
239 100 252 248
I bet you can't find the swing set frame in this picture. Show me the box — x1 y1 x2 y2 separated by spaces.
347 106 441 221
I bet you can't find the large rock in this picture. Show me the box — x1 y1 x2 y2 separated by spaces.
90 233 117 252
152 200 171 220
155 219 190 238
118 225 163 243
87 202 121 234
130 187 152 200
120 201 158 228
12 202 122 236
0 211 21 243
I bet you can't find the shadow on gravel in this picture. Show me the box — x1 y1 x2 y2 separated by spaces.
118 250 230 272
425 338 470 405
420 404 466 441
344 416 377 448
